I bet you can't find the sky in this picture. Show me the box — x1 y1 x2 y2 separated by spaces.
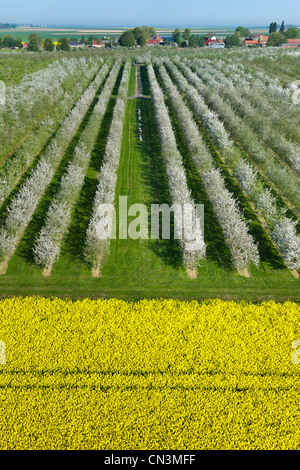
1 0 299 27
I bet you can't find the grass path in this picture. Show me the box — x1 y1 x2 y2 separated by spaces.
102 65 184 283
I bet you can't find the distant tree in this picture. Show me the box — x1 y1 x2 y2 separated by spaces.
224 32 241 47
80 35 85 43
137 32 147 46
2 35 15 48
2 35 22 48
267 32 286 46
148 26 156 37
0 37 2 48
133 26 155 40
182 28 191 41
236 26 251 37
57 36 70 51
172 28 181 44
188 35 198 47
86 35 94 45
269 22 278 33
285 27 300 38
118 30 135 47
198 35 206 47
44 38 54 51
188 35 205 47
27 33 40 52
133 27 142 39
279 21 285 34
14 38 23 48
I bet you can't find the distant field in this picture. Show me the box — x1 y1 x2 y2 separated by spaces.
0 26 269 41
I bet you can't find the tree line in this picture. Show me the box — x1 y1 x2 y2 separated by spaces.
118 26 156 47
267 21 300 46
0 33 114 51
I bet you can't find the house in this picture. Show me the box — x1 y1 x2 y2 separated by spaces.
257 35 268 46
92 40 104 48
69 41 85 47
244 39 260 46
146 34 163 46
244 35 268 47
204 36 225 48
22 42 28 49
281 38 300 48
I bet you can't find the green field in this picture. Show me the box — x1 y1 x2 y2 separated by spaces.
0 25 269 41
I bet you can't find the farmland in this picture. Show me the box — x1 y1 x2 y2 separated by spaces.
0 48 299 301
0 296 300 450
0 47 300 450
0 25 270 41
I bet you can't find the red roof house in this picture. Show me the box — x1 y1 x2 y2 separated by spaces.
146 34 163 46
204 36 225 48
92 40 104 48
244 39 260 46
282 38 300 48
244 35 268 47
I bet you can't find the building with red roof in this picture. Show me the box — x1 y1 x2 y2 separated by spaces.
146 34 163 46
282 38 300 48
244 35 268 47
204 36 225 48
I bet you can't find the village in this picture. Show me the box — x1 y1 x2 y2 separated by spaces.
1 22 300 50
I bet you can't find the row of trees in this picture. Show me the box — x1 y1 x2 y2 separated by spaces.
0 35 23 48
268 21 300 46
118 26 206 48
27 34 71 51
171 29 206 47
0 33 71 51
158 59 259 271
178 58 300 270
0 62 104 267
0 33 109 51
220 22 300 48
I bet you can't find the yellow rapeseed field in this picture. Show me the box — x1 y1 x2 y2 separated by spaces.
1 296 300 449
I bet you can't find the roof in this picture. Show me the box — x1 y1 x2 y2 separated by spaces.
259 35 268 44
288 38 300 44
244 35 268 46
147 34 163 45
204 38 225 46
245 40 260 45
